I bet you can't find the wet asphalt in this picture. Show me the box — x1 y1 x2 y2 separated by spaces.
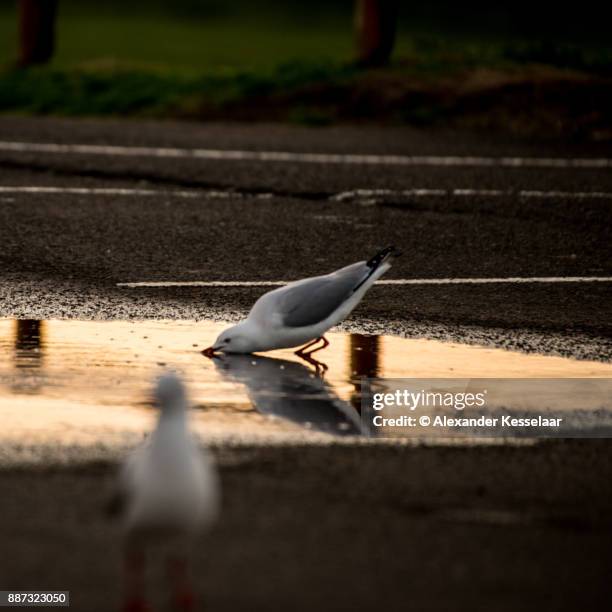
0 117 611 611
1 441 612 612
0 116 610 350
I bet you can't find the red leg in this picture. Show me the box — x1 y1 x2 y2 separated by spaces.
295 336 330 375
303 336 329 355
294 337 322 357
167 556 196 612
122 547 150 612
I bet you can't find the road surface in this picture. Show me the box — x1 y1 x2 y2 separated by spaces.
0 117 610 357
0 117 611 611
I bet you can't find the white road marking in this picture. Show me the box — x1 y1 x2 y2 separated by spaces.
0 186 272 199
333 188 612 201
117 277 612 288
333 189 447 200
517 190 612 199
0 186 198 197
1 185 612 201
0 141 611 168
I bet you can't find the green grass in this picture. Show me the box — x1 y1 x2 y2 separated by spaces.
0 8 356 71
0 61 358 118
0 3 611 138
2 3 612 74
4 5 609 74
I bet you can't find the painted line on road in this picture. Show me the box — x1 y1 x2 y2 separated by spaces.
1 185 612 202
0 141 611 169
333 188 612 201
117 277 612 288
0 185 273 199
0 186 198 197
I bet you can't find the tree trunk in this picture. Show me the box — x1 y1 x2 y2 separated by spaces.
354 0 398 67
18 0 58 66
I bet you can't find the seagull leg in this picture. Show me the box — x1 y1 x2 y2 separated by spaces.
295 337 330 375
303 336 330 355
122 546 150 612
167 555 196 612
294 337 323 357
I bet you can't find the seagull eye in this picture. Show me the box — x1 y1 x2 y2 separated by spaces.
225 338 231 343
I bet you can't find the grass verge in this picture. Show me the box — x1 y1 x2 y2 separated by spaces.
1 4 611 140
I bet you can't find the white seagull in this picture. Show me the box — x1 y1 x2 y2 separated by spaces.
203 246 399 361
110 372 219 612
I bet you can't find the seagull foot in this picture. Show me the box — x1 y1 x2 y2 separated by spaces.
295 336 330 358
295 336 330 376
296 351 329 377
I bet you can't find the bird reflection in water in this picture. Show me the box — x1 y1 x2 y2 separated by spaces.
209 353 363 436
12 319 45 394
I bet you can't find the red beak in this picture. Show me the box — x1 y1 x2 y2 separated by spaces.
201 346 217 358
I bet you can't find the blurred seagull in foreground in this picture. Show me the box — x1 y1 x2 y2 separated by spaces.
203 246 400 366
110 372 219 612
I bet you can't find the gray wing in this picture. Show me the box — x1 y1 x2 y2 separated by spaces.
277 261 369 328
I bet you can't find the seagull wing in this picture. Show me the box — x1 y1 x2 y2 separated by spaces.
275 261 370 328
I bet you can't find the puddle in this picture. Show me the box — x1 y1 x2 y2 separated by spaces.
0 319 611 451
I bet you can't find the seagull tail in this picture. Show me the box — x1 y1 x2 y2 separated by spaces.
352 246 400 292
366 246 401 270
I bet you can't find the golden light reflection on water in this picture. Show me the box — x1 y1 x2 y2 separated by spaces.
0 319 610 447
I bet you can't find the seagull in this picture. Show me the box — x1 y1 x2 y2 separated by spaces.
203 246 399 362
109 372 220 612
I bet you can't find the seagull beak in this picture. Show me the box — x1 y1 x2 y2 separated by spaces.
201 346 217 358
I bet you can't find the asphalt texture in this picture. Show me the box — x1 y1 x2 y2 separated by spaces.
0 117 611 348
0 117 611 611
1 441 611 612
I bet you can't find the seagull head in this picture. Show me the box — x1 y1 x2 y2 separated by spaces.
154 372 187 413
203 321 258 356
